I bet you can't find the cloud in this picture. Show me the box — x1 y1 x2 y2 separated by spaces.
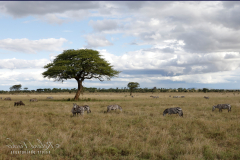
89 19 119 32
0 1 99 17
0 58 50 69
99 49 240 77
84 35 113 48
0 38 67 54
1 1 240 89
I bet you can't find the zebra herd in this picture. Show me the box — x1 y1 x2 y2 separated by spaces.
71 103 92 116
0 96 232 116
1 97 39 106
71 102 232 117
71 104 123 116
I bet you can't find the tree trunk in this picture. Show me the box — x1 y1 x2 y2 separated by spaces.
74 79 83 100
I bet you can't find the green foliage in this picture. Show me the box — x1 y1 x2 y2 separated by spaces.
9 84 22 91
42 49 120 100
42 49 120 82
203 88 209 93
127 82 140 95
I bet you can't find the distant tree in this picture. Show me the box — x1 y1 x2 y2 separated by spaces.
42 49 120 100
10 84 22 91
203 88 209 93
178 88 183 92
37 89 44 92
24 87 28 90
127 82 140 96
152 86 157 94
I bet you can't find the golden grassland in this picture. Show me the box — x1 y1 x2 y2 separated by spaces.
0 92 240 160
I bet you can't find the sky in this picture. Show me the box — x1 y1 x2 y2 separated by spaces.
1 1 240 91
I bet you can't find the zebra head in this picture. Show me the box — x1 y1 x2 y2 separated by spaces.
212 105 216 111
163 109 168 116
73 103 78 109
119 106 122 111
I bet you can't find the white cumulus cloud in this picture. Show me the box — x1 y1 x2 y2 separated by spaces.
0 38 67 54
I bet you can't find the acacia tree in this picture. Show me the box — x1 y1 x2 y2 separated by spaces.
42 49 120 100
10 84 22 91
127 82 140 96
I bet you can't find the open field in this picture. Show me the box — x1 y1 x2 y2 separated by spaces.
0 92 240 160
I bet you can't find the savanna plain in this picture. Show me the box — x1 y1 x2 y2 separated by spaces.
0 92 240 160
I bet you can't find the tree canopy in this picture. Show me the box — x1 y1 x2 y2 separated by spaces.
127 82 140 95
10 84 22 91
42 49 120 100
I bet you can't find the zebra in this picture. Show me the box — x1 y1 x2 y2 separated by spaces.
71 103 84 116
107 104 122 112
173 96 179 98
4 97 11 101
204 96 209 99
150 96 159 98
30 98 38 102
212 104 231 112
14 101 25 106
181 96 185 98
47 97 53 99
83 105 91 113
163 107 183 117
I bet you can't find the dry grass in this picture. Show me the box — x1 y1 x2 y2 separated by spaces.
0 92 240 160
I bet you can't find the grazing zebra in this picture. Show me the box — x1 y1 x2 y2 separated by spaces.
107 104 122 112
71 103 84 116
30 98 38 102
47 97 53 99
181 96 185 98
173 96 179 98
204 96 209 99
83 105 91 113
163 107 183 117
4 97 11 101
212 104 231 112
14 101 25 106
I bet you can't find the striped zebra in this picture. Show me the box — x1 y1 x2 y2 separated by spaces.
71 103 84 116
163 107 183 117
30 98 38 102
83 105 91 113
212 104 231 112
173 96 179 98
204 96 209 99
181 96 185 98
107 104 122 112
47 97 53 99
